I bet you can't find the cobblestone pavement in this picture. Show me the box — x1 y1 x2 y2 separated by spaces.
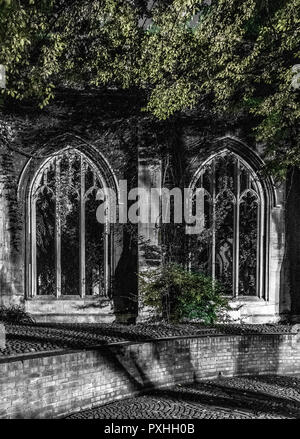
0 322 293 357
66 375 300 419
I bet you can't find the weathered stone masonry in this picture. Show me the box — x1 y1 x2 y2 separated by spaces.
0 88 299 323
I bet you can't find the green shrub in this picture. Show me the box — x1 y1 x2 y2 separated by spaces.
139 263 230 324
0 305 35 324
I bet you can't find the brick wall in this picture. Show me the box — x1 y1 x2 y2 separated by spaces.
0 333 300 419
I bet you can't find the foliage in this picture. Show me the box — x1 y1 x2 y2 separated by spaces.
0 305 35 324
0 0 299 175
139 263 230 324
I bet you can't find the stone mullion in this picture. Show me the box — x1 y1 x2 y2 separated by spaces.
55 159 61 298
31 197 37 297
211 161 216 281
80 156 86 298
257 200 263 298
104 219 110 298
104 178 113 298
233 160 240 298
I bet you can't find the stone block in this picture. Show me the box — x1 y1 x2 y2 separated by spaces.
291 323 300 333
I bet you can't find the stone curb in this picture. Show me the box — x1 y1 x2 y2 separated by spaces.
0 331 296 364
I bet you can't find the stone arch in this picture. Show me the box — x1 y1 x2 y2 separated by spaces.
189 137 275 300
18 138 119 300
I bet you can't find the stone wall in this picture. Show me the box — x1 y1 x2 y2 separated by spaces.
286 168 300 321
0 333 299 419
0 90 144 321
0 89 296 323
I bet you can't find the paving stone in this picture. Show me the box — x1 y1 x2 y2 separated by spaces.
66 375 300 419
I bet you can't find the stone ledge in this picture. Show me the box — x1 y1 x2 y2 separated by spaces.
0 329 296 364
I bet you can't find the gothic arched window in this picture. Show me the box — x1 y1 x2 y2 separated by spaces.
28 148 112 298
190 150 265 297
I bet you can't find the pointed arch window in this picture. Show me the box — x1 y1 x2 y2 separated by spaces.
28 149 111 298
190 150 265 297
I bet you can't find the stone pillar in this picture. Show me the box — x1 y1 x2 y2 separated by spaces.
137 156 162 321
0 143 24 307
138 157 162 264
286 169 300 322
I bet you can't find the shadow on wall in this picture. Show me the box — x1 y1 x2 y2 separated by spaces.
113 336 289 418
6 330 297 419
113 226 139 324
107 335 285 395
89 338 196 396
67 334 287 418
285 168 300 321
235 335 280 377
269 176 292 321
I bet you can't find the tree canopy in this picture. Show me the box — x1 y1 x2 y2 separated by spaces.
0 0 299 176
